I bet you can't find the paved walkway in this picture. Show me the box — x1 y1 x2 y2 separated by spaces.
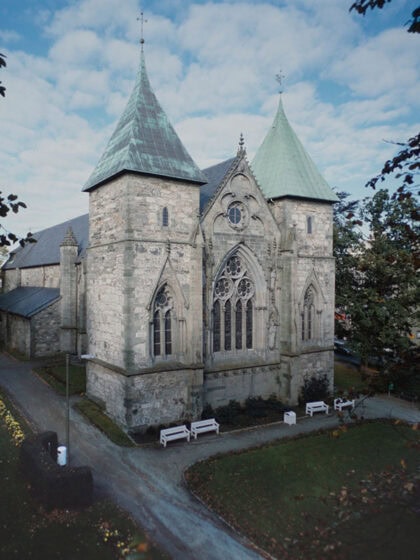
0 353 419 560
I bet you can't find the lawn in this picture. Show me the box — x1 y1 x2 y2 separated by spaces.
334 360 369 394
186 421 420 560
34 361 86 395
0 390 166 560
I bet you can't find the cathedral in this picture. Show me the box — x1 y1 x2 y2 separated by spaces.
0 43 338 432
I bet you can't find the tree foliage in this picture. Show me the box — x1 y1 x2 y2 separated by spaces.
350 0 420 33
334 187 419 379
333 191 363 316
365 133 420 199
0 53 6 97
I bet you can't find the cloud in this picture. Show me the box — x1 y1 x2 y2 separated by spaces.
1 0 418 238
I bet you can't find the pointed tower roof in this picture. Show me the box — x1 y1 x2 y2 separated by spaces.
251 96 338 202
83 48 206 192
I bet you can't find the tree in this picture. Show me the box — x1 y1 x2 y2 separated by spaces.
350 1 420 33
333 192 363 338
366 133 420 200
346 189 419 373
0 53 6 97
0 53 35 249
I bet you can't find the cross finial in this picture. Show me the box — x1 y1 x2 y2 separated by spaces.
137 11 147 47
237 132 246 155
275 70 285 94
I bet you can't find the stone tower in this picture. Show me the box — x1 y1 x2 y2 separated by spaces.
83 45 207 432
251 95 338 400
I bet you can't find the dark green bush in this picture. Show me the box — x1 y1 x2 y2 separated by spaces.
299 374 330 404
245 397 268 418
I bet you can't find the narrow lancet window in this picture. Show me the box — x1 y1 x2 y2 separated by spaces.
162 207 169 227
153 285 174 357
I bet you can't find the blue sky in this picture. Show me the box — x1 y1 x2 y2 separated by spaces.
0 0 419 236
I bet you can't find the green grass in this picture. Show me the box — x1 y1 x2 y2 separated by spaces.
186 421 420 559
75 398 134 447
0 389 166 560
34 363 86 395
334 360 370 393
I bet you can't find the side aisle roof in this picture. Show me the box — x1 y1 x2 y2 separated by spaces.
2 214 88 270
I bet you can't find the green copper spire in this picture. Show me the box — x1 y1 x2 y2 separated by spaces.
251 96 338 202
83 48 206 191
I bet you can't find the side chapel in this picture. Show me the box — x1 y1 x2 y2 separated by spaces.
0 40 338 432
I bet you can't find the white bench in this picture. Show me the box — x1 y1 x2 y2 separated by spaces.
191 418 220 439
160 425 190 447
306 401 329 416
334 398 355 411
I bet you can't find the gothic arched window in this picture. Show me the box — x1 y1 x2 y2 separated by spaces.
301 285 315 341
213 254 254 352
153 285 173 357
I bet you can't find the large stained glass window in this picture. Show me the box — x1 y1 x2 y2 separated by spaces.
213 253 254 352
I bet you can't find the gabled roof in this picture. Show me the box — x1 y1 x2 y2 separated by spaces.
83 49 206 191
2 214 88 270
0 287 60 318
251 96 338 203
200 157 237 212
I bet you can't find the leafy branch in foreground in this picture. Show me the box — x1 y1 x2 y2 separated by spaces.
0 191 36 248
350 1 420 33
365 133 420 199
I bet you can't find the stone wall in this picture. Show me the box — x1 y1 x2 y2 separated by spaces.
0 314 31 357
87 174 203 372
86 360 204 432
32 300 61 357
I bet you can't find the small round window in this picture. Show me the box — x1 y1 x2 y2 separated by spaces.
227 203 243 226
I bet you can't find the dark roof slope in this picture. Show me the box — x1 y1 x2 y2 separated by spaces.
2 214 88 270
0 287 60 318
200 157 236 212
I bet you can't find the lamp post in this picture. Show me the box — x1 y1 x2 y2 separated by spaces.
65 353 70 465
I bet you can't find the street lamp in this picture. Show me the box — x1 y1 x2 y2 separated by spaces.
65 353 70 465
64 354 95 466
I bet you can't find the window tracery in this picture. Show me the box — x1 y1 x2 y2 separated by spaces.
213 254 254 352
153 285 173 357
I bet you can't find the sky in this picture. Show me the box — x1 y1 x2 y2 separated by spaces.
0 0 419 238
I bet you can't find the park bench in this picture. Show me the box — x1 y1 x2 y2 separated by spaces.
334 398 355 412
160 425 190 447
191 418 220 439
305 401 329 416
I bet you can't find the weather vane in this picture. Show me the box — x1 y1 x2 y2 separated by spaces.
275 70 285 94
137 11 148 46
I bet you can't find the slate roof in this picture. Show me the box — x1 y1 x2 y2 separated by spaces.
0 287 60 318
83 49 206 191
251 96 338 203
200 157 237 212
2 214 88 270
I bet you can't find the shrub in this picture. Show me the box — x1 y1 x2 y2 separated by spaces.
299 374 330 404
245 397 268 418
214 400 242 424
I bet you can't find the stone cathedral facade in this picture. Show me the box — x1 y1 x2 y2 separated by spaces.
0 46 338 433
